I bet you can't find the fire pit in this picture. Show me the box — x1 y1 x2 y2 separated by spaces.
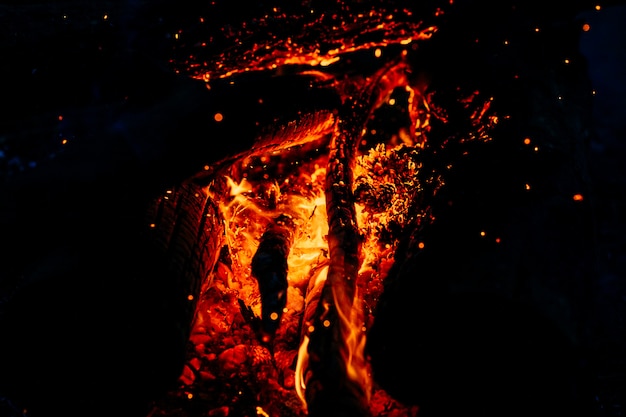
144 4 497 416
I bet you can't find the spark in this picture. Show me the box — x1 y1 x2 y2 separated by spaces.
256 407 270 417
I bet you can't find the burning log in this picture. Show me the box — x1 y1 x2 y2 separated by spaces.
145 180 226 335
302 57 414 417
301 125 372 417
251 214 296 344
191 107 336 185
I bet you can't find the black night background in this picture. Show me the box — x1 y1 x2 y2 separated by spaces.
0 1 625 417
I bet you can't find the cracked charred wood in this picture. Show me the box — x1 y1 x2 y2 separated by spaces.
251 109 337 155
303 122 372 417
303 57 414 417
191 108 336 186
145 180 226 337
251 214 295 344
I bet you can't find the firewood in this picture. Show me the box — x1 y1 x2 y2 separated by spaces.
303 57 414 417
251 214 295 344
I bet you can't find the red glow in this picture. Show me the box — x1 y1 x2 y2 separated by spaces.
148 3 498 416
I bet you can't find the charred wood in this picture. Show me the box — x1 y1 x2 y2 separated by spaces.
303 57 414 417
145 180 225 336
251 214 295 344
191 110 336 185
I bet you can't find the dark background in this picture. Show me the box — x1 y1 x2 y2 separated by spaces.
1 1 625 416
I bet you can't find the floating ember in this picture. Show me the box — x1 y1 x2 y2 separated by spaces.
146 2 497 416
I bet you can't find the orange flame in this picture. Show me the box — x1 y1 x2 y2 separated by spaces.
149 3 500 415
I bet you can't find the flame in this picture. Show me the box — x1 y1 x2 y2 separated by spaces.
149 2 500 416
152 87 496 417
331 285 371 399
294 265 328 411
150 86 496 417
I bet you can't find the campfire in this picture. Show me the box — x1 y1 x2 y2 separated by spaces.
146 3 497 416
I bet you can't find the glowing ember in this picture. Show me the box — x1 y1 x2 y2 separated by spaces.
148 2 497 416
171 3 440 83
